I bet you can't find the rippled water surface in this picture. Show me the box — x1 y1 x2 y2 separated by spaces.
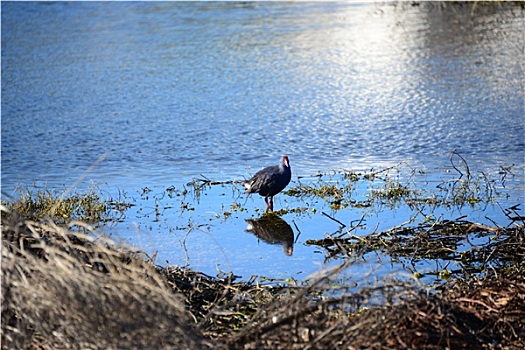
2 2 524 281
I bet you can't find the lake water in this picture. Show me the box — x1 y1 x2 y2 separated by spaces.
2 2 524 282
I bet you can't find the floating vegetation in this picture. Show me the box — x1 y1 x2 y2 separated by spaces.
284 154 505 213
369 179 417 202
285 182 349 210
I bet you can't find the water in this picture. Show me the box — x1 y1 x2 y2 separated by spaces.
2 2 524 282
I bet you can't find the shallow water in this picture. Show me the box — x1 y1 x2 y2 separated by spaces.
2 2 524 282
94 162 522 282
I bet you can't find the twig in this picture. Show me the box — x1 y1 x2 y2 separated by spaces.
454 297 499 313
292 220 302 243
334 214 366 239
450 149 471 180
321 211 346 229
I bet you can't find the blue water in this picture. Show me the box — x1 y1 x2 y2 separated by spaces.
2 2 524 282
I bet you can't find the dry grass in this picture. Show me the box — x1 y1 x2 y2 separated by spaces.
1 208 211 350
223 261 525 350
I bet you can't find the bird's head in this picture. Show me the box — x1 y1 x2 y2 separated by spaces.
282 155 290 168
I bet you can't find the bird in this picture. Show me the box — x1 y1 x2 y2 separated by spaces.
244 156 292 211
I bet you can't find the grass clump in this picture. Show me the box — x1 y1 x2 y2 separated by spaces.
369 179 416 202
285 183 344 199
2 186 110 223
285 178 353 210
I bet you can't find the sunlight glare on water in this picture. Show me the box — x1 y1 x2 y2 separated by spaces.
2 2 523 190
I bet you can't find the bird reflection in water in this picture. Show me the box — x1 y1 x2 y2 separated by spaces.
245 215 295 256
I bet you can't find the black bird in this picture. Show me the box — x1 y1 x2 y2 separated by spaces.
244 156 292 211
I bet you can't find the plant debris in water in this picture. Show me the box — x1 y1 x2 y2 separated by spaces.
306 218 524 277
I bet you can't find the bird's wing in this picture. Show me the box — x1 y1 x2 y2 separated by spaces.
246 166 280 193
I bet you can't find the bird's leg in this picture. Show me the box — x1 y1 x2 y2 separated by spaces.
264 196 274 211
264 196 271 211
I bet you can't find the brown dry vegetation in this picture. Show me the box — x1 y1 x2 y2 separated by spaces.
2 204 524 350
1 210 211 350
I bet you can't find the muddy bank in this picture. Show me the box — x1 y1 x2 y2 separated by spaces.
2 204 523 349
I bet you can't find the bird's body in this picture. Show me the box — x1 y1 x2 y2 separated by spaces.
244 156 292 211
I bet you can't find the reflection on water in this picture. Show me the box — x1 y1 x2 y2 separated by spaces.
245 215 295 256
